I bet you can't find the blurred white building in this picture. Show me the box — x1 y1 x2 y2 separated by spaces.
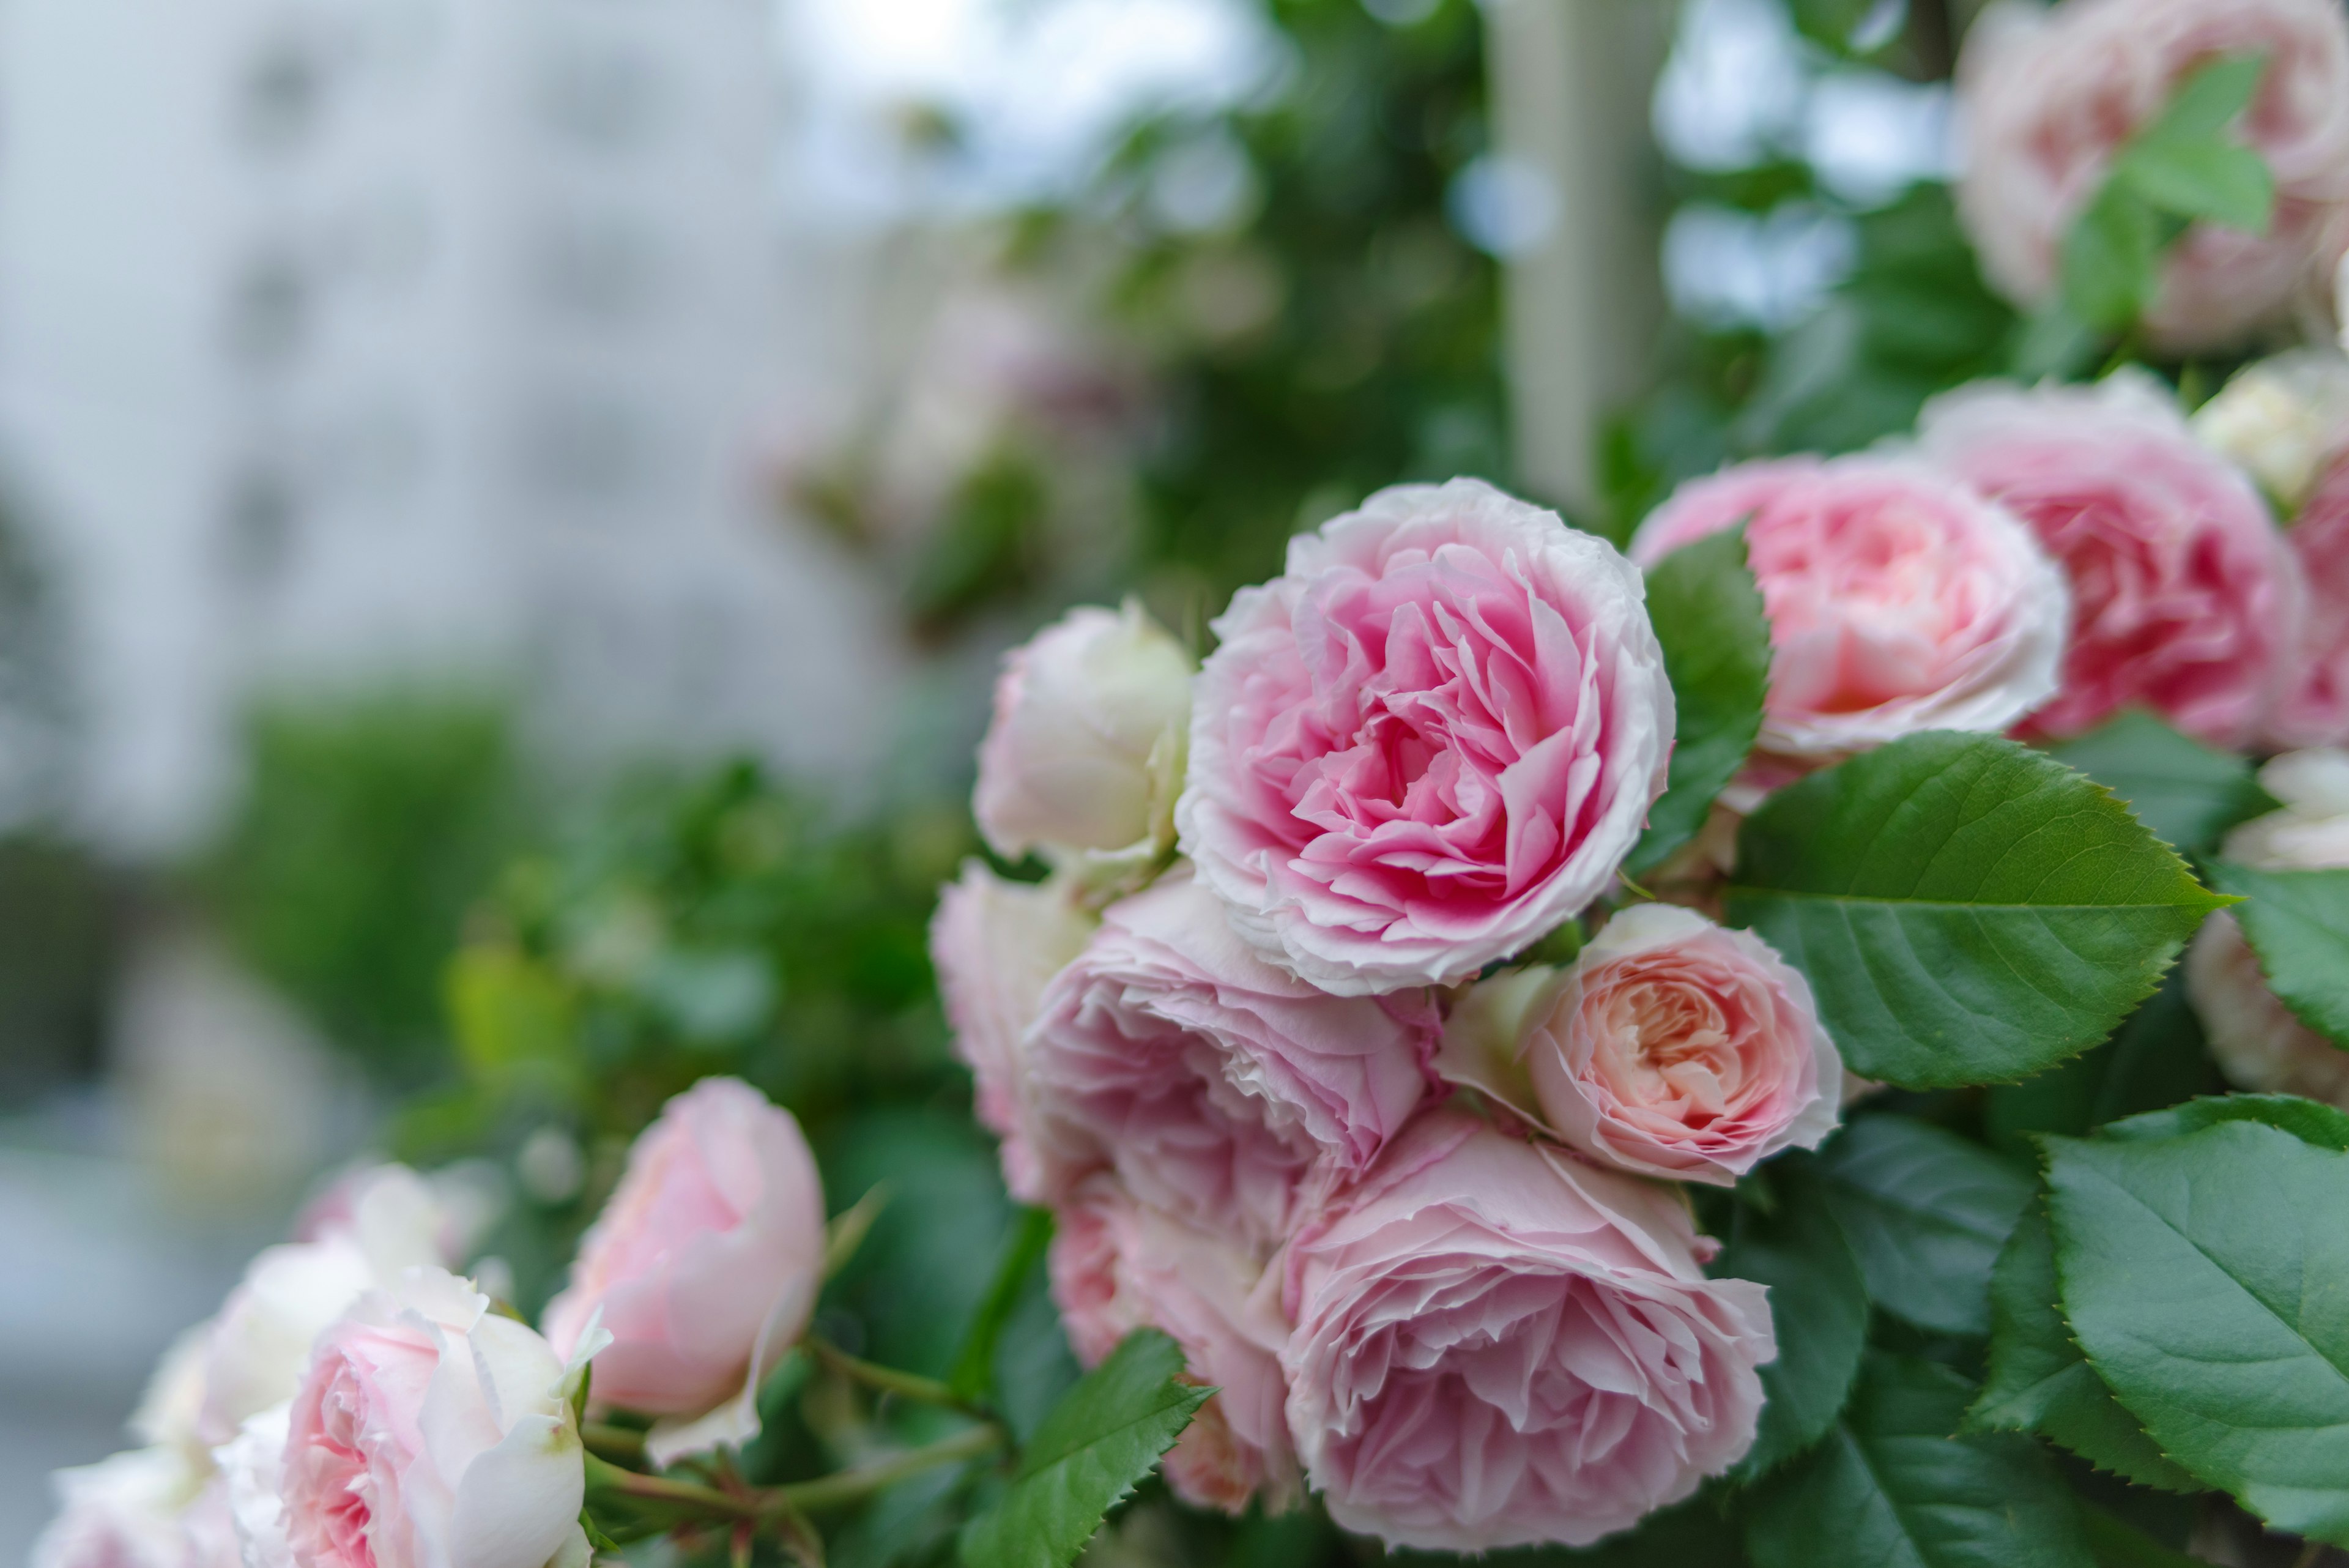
0 0 903 851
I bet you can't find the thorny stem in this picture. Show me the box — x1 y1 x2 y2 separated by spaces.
806 1337 992 1420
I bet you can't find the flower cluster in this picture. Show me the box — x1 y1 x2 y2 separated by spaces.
37 1079 828 1568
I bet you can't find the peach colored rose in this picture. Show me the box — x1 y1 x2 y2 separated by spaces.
1179 478 1672 995
1956 0 2349 352
1920 374 2300 748
928 862 1094 1202
541 1078 824 1462
1279 1111 1772 1551
1025 867 1433 1249
974 601 1192 882
1048 1176 1300 1517
1631 456 2068 758
248 1268 589 1568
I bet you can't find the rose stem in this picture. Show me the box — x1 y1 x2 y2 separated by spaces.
805 1337 991 1420
765 1424 1005 1515
581 1424 648 1463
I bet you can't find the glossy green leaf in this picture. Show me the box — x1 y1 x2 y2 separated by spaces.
2207 863 2349 1047
2102 1091 2349 1151
1811 1115 2033 1336
1714 1162 1868 1479
2062 185 2158 333
1983 968 2221 1153
1745 1354 2095 1568
2118 139 2273 233
2046 1123 2349 1544
959 1329 1209 1568
1627 526 1770 879
1966 1202 2196 1491
2045 709 2273 855
1726 733 2226 1088
2137 53 2266 145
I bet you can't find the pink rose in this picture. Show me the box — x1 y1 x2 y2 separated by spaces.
1631 456 2068 757
1178 478 1673 994
1048 1176 1300 1517
2186 749 2349 1105
250 1268 588 1568
929 862 1096 1203
1956 0 2349 352
541 1077 825 1460
1920 375 2301 749
1025 867 1433 1248
1279 1112 1773 1551
35 1452 238 1568
974 601 1193 876
1447 904 1841 1185
2270 458 2349 748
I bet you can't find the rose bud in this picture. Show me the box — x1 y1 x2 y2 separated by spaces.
1920 373 2302 750
928 861 1096 1203
1050 1176 1299 1517
230 1268 592 1568
1280 1111 1773 1552
541 1077 825 1462
34 1451 237 1568
974 600 1194 879
1631 456 2068 759
1442 904 1840 1185
1025 866 1433 1249
196 1165 454 1449
1957 0 2349 353
2187 749 2349 1107
1179 478 1672 994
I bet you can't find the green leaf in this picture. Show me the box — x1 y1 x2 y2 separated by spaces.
1811 1115 2034 1337
1983 968 2222 1152
2045 709 2273 855
1714 1161 1868 1480
1745 1354 2096 1568
2207 862 2349 1047
2118 139 2274 234
2102 1091 2349 1151
2137 53 2265 146
2079 1507 2208 1568
1966 1202 2197 1492
959 1329 1209 1568
949 1206 1056 1402
2045 1122 2349 1544
1726 733 2226 1089
2062 185 2158 333
1627 526 1770 879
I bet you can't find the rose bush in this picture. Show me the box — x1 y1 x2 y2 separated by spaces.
1631 456 2068 757
1178 478 1672 994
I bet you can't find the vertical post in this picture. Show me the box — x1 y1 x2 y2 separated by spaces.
1483 0 1672 519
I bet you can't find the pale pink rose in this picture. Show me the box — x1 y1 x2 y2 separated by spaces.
974 601 1193 874
1631 456 2068 757
262 1268 588 1568
1514 904 1839 1184
1178 478 1673 995
1026 867 1433 1248
1048 1176 1300 1517
1278 1112 1773 1551
928 861 1095 1203
34 1451 239 1568
1956 0 2349 352
1920 375 2301 749
541 1077 825 1457
2270 458 2349 748
2186 749 2349 1104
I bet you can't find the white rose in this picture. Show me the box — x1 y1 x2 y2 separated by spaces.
2192 350 2349 512
33 1448 238 1568
973 601 1193 882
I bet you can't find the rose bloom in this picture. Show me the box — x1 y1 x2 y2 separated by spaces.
1179 478 1672 994
928 861 1095 1203
1956 0 2349 352
1050 1176 1300 1517
2189 749 2349 1107
34 1451 237 1568
2192 349 2349 513
974 600 1193 875
1631 456 2068 757
237 1267 590 1568
1507 904 1840 1184
1026 867 1433 1248
1920 375 2301 749
1280 1111 1773 1552
197 1165 453 1449
2271 456 2349 749
542 1077 825 1462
